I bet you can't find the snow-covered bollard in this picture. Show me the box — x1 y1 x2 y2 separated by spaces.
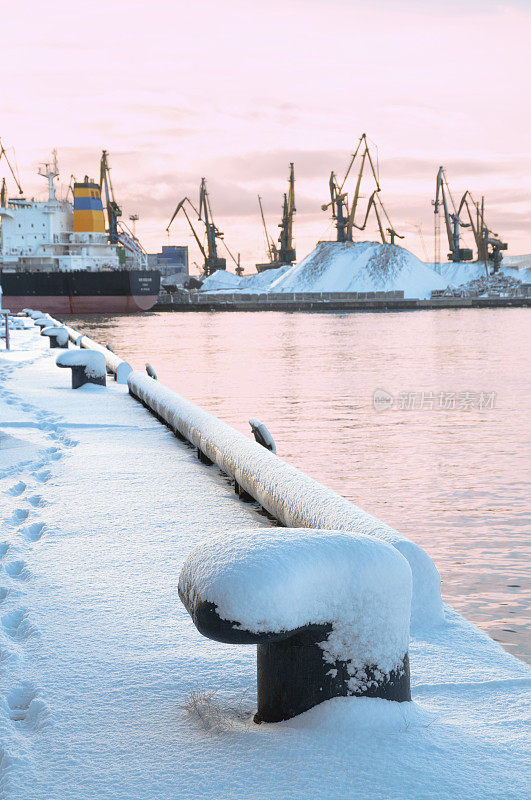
34 316 55 330
41 326 69 349
56 350 106 389
249 418 276 453
178 529 412 724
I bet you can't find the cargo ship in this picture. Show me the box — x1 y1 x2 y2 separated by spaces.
0 152 160 314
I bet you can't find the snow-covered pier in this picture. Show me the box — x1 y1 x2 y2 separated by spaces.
1 318 529 799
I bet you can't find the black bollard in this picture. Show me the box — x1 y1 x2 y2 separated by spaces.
70 365 106 390
178 529 412 724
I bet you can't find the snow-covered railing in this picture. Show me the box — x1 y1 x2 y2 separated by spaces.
127 371 443 629
62 325 132 384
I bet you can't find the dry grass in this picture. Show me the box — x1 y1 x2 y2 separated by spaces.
182 688 254 734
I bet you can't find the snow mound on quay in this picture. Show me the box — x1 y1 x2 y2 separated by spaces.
201 242 447 299
269 241 446 298
439 259 531 287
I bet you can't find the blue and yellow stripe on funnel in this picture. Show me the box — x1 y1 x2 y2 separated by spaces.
73 179 106 233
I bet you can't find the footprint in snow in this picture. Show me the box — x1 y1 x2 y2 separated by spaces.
6 509 30 526
4 560 31 582
21 522 47 542
1 608 36 641
6 682 49 730
6 482 26 497
32 470 51 484
0 542 14 560
26 495 46 508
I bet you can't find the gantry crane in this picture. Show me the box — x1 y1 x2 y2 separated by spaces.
457 190 507 272
433 167 473 265
100 150 122 244
257 163 297 271
167 179 240 277
322 134 402 245
0 139 24 202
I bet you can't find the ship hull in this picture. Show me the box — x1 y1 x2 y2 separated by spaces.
0 269 160 315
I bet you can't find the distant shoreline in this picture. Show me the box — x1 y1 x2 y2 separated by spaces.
155 296 531 313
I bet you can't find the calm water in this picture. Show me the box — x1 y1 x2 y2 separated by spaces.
70 309 531 664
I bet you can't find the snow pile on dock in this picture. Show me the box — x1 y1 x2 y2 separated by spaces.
267 242 446 298
201 241 447 299
439 259 531 288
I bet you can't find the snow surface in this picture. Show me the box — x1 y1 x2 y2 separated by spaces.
0 328 529 800
201 242 447 299
55 349 106 377
128 370 443 628
438 260 531 288
179 528 411 685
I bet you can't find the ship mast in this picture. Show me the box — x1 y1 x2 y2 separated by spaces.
38 150 59 201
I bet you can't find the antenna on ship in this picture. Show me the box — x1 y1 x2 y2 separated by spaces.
38 149 59 201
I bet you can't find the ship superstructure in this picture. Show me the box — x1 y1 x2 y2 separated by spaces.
0 152 119 272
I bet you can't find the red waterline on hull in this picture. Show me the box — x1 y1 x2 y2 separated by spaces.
3 295 158 315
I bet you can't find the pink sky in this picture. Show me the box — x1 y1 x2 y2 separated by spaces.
2 0 531 272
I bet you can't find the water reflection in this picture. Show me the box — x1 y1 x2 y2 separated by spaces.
69 308 531 664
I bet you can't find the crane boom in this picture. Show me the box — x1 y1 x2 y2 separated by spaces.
0 139 24 196
99 150 122 244
277 162 296 264
167 179 228 276
323 134 397 244
433 167 473 263
258 195 277 262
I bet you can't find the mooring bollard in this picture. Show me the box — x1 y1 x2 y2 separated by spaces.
1 311 11 350
56 350 107 389
179 528 412 723
249 418 276 453
34 316 55 330
41 326 69 349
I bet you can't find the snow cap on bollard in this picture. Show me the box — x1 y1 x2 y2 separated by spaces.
41 326 69 348
56 349 107 389
179 528 412 723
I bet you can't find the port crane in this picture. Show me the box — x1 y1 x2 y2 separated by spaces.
322 135 402 245
100 150 122 244
433 167 507 274
322 133 383 242
98 150 148 268
457 190 507 272
167 178 240 277
257 163 297 271
0 139 24 202
433 167 473 265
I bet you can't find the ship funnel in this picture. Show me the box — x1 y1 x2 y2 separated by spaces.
73 177 106 233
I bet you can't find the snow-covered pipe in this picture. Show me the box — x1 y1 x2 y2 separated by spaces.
127 371 443 629
62 325 132 384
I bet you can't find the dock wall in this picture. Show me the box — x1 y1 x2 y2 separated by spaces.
156 292 531 312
